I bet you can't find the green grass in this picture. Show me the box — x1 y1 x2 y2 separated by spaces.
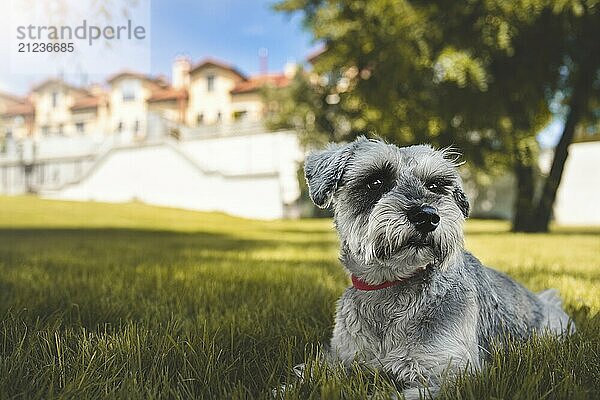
0 196 598 399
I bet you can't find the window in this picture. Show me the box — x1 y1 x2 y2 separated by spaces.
1 129 11 154
233 110 247 121
121 79 140 101
76 122 85 134
206 74 215 92
57 124 64 135
134 120 140 132
117 122 123 132
51 91 59 108
196 113 204 125
41 125 50 135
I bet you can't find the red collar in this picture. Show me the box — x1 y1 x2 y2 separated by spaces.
351 274 404 291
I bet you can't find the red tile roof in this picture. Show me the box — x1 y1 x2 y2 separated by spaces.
148 88 188 103
107 71 167 87
231 73 290 94
2 102 34 117
71 96 104 112
190 58 247 80
31 78 89 95
0 91 25 104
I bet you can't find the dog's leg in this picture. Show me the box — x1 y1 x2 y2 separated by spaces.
537 288 575 334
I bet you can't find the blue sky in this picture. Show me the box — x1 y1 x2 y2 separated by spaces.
150 0 315 78
0 0 316 95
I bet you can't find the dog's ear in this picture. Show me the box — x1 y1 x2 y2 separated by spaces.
453 187 470 218
304 138 365 208
439 147 469 218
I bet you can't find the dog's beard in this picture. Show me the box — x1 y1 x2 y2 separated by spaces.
339 224 431 283
343 227 438 283
364 223 438 268
338 198 465 283
362 206 436 262
345 215 458 282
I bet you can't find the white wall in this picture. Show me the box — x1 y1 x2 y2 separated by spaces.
44 131 302 219
182 131 302 205
554 141 600 226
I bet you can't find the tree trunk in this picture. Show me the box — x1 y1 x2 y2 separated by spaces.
511 142 536 232
530 63 595 232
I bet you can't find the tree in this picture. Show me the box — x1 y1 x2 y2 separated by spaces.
531 7 600 231
274 0 600 232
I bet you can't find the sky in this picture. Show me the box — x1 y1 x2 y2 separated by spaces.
0 0 563 145
150 0 316 80
537 119 564 148
0 0 316 96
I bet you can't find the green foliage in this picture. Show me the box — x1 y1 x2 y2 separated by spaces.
264 68 367 147
272 0 581 169
274 0 600 231
0 197 599 399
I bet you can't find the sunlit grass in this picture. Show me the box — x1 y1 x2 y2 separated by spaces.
0 196 598 399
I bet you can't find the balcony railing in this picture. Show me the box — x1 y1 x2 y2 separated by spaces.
180 121 267 139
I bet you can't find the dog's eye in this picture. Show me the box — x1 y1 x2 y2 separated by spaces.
425 178 451 194
426 182 439 191
359 165 395 198
367 178 384 190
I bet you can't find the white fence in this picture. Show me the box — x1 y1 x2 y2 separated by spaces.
0 127 303 219
5 127 597 223
554 141 600 225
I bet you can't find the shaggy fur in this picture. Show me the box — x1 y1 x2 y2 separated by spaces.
304 137 573 399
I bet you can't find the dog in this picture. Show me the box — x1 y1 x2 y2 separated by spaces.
303 137 573 399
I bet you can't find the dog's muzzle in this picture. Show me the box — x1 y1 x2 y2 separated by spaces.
407 204 440 233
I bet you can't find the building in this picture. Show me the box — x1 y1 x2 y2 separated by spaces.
0 57 302 219
0 57 293 145
0 91 34 143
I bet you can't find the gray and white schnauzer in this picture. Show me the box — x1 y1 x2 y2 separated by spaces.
304 137 573 399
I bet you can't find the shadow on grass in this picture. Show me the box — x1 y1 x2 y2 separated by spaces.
0 226 344 332
0 227 339 252
465 228 600 236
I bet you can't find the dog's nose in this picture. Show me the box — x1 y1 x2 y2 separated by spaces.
407 205 440 233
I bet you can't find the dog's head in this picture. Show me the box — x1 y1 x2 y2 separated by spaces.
305 137 469 284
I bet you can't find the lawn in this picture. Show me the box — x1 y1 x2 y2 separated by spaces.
0 196 598 399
